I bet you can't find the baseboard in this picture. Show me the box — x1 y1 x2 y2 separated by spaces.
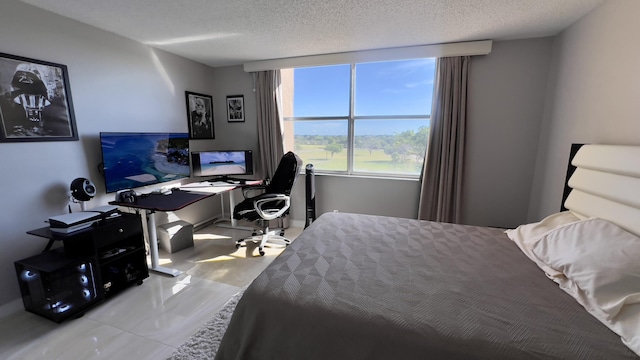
290 219 305 229
193 215 219 231
191 215 305 232
0 298 23 319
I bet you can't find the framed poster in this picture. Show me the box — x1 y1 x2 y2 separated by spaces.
185 91 215 139
0 53 78 142
226 95 244 122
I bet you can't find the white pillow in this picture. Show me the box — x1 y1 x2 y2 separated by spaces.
505 211 581 246
530 218 640 355
504 211 580 278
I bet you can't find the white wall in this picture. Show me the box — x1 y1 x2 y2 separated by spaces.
528 0 640 221
0 1 224 308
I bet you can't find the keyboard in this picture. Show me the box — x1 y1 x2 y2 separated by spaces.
180 181 235 189
211 181 235 187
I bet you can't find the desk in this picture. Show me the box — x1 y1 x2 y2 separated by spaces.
110 181 261 276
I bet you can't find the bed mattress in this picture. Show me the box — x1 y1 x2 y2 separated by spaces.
215 212 637 359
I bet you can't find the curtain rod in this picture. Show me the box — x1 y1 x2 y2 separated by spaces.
243 40 492 72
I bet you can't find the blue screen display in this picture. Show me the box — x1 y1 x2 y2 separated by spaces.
191 150 253 178
99 132 190 193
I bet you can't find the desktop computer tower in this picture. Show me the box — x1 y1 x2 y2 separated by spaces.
15 248 100 322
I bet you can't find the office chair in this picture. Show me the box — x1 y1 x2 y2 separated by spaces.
233 151 303 256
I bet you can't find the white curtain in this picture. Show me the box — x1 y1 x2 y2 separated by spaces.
254 70 284 179
418 56 470 223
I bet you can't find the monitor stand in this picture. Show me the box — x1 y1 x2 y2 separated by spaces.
212 176 246 185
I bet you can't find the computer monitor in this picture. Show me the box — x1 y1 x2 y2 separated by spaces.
190 150 253 181
99 132 190 193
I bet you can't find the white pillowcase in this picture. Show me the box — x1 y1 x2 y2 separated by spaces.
530 218 640 356
504 211 581 278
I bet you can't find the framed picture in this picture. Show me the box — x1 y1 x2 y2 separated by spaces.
185 91 214 139
0 53 78 142
226 95 244 122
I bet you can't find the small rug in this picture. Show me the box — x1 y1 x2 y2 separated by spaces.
168 289 245 360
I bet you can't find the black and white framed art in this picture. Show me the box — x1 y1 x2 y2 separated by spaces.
0 53 78 142
226 95 244 122
185 91 215 139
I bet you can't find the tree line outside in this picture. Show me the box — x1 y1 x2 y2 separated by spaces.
294 125 429 175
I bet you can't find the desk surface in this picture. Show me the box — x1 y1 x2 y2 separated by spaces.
110 189 211 212
109 180 262 212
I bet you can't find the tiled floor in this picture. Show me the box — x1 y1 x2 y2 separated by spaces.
0 222 302 360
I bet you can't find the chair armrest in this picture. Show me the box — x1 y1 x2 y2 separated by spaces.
253 193 290 220
242 184 266 198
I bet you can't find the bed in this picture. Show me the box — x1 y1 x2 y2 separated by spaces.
215 144 640 359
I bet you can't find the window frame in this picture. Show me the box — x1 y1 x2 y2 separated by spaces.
284 62 433 178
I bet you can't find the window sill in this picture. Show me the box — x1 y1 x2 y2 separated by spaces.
309 172 420 182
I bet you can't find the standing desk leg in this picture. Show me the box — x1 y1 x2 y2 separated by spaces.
220 195 226 222
216 189 254 231
230 190 237 227
146 210 181 277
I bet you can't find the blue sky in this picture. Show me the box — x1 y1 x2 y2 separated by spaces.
292 59 435 136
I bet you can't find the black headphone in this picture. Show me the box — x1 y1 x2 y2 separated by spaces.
70 178 96 202
116 189 137 204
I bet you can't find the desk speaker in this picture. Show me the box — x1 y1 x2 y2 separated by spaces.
70 178 96 202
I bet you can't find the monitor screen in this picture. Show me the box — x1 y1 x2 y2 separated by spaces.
99 132 190 193
191 150 253 178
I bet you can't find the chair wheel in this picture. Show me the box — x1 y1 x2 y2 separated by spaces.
252 232 257 236
235 243 241 249
259 250 265 256
279 231 285 236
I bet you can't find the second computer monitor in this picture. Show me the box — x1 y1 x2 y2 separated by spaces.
191 150 253 179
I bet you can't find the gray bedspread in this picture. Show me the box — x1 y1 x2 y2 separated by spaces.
215 212 637 359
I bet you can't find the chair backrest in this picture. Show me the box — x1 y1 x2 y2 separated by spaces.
265 151 303 195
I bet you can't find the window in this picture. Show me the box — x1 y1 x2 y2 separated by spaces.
282 58 436 177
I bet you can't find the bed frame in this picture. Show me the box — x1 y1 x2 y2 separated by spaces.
562 143 640 236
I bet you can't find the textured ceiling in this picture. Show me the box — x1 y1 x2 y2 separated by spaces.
20 0 608 68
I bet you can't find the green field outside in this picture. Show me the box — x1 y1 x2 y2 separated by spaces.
295 144 423 174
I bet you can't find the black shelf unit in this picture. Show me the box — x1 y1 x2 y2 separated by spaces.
16 212 149 322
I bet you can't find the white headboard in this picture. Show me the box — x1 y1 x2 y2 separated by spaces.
564 144 640 237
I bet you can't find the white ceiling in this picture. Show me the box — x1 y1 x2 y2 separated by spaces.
21 0 607 68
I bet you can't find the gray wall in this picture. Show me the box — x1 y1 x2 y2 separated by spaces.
464 38 553 228
528 0 640 221
289 176 421 222
0 1 247 310
174 66 259 224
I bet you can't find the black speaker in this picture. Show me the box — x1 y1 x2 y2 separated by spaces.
70 178 96 202
305 164 316 228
